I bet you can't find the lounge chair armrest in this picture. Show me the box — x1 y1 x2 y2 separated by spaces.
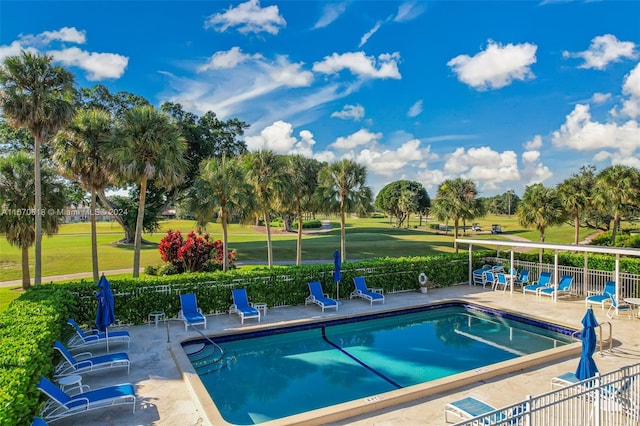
370 287 384 294
229 304 238 314
587 290 601 296
73 351 94 360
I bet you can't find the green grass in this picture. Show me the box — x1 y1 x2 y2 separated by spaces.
0 214 595 282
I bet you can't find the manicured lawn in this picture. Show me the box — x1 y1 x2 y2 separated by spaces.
0 214 594 282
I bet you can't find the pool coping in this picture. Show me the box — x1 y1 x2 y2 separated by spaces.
169 299 582 426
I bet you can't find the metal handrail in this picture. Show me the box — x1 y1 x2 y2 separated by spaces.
166 317 225 364
570 321 613 354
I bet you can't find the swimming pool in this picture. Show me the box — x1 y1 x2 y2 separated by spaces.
178 302 579 425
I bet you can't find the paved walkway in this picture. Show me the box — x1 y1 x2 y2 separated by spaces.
42 285 639 426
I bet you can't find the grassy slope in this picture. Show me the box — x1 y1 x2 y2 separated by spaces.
0 215 594 282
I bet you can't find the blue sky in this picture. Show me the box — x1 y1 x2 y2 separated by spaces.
1 1 639 198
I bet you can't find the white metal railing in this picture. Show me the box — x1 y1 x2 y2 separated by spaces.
451 362 640 426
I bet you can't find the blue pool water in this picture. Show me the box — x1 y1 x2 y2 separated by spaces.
182 303 574 425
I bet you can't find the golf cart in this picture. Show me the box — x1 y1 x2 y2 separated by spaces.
471 223 481 231
491 224 502 234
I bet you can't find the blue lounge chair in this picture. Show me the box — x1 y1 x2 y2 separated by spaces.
483 271 497 290
607 294 634 319
36 376 136 422
522 271 552 295
305 281 338 312
229 288 261 324
495 273 510 292
539 275 574 300
67 319 130 351
444 396 507 423
473 266 492 286
586 281 616 309
31 418 48 426
513 269 530 287
179 293 207 331
53 340 130 378
350 276 385 305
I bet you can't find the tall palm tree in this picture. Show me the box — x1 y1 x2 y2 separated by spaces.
556 165 595 245
431 178 481 253
244 150 284 269
318 159 373 262
53 108 114 282
0 152 66 289
283 155 322 265
111 105 187 278
0 51 75 285
189 156 253 271
517 183 566 263
593 165 640 245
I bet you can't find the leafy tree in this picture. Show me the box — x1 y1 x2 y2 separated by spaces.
0 51 75 285
318 159 373 262
593 165 640 245
282 154 323 265
53 108 114 282
188 156 253 271
517 183 566 263
244 150 285 268
431 178 482 253
79 84 150 119
556 164 595 245
375 180 430 228
0 152 66 288
111 105 187 278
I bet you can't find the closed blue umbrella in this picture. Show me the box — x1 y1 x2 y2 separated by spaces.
575 307 599 381
333 250 342 300
96 274 116 352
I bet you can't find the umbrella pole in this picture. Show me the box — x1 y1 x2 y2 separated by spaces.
106 327 109 354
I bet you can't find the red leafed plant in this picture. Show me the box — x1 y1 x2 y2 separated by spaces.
158 229 233 272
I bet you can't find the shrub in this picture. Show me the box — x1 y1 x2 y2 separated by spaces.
157 229 233 272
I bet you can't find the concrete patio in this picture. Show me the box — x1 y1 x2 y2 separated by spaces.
44 284 640 425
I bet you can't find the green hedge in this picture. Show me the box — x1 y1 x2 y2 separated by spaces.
0 285 75 425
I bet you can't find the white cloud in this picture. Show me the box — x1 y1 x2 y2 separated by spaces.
563 34 636 70
524 135 543 150
551 104 640 159
359 21 383 48
621 63 640 118
447 40 537 90
443 147 521 191
591 92 611 104
407 100 423 117
313 3 347 29
313 51 401 79
331 104 365 121
204 0 286 35
0 41 35 64
18 26 86 46
521 150 553 185
394 2 427 22
48 47 128 80
198 47 262 71
356 139 436 178
269 56 314 87
245 120 298 153
331 128 383 150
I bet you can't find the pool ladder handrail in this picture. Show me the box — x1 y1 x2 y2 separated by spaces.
571 321 613 354
167 316 226 364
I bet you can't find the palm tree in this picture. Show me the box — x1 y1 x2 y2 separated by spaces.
188 156 253 271
593 165 640 245
556 165 595 245
431 178 482 253
111 106 187 278
517 183 566 263
53 108 114 282
0 51 75 285
244 150 284 269
318 159 373 262
283 155 322 265
0 152 66 289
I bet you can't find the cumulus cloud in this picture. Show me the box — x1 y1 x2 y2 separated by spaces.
205 0 286 35
268 56 314 87
331 104 365 121
563 34 636 70
524 135 543 150
313 51 401 79
313 2 347 29
356 139 428 176
407 100 423 117
330 128 383 149
447 40 537 90
443 147 521 191
198 47 263 71
246 121 337 160
551 104 640 161
621 63 640 118
48 47 128 80
591 92 612 104
18 26 86 46
521 150 553 185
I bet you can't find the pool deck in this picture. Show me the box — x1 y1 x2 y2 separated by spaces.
47 284 640 426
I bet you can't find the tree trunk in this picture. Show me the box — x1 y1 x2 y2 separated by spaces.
296 205 303 266
21 244 30 290
221 206 229 272
132 176 148 278
453 218 459 253
340 194 346 262
90 189 99 283
574 214 580 245
264 209 273 268
97 190 131 241
34 134 43 285
611 213 620 244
